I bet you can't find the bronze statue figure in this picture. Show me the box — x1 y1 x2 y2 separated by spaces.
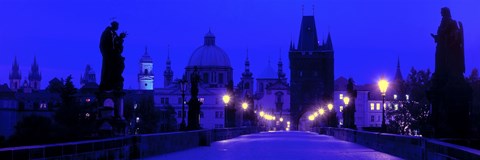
99 21 127 91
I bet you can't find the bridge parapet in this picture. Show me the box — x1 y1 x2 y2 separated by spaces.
0 127 260 160
317 127 480 160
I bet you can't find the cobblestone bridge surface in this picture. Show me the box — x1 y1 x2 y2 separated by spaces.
147 131 400 160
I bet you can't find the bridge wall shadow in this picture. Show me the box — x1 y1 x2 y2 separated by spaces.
314 127 480 160
0 127 261 160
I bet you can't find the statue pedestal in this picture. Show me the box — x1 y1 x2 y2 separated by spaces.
187 99 203 130
429 76 472 138
96 90 127 136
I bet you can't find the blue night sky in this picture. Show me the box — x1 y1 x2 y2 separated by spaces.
0 0 479 89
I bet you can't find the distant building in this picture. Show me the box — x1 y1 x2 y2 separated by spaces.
333 58 406 129
289 15 334 129
155 30 232 129
250 57 290 130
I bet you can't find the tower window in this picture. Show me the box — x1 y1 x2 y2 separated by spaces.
245 82 249 89
145 83 147 86
144 69 148 74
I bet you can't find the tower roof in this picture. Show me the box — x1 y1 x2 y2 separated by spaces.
140 47 153 63
297 16 319 51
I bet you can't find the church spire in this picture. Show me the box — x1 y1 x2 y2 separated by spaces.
242 48 253 78
28 56 42 90
163 45 174 87
278 49 286 79
394 57 404 82
9 56 22 91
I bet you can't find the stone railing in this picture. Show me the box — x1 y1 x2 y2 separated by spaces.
0 127 260 160
316 127 480 160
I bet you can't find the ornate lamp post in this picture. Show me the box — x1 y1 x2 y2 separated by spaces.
378 79 389 131
223 95 231 128
242 102 248 126
179 79 188 131
343 97 350 128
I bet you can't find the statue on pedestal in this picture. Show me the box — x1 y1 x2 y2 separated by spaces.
97 21 128 136
428 7 472 138
187 66 203 130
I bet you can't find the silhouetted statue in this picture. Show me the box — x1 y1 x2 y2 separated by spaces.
190 66 200 97
187 66 202 130
428 7 472 138
431 7 465 78
99 21 127 91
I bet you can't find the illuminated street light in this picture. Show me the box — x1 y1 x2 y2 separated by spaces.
327 104 333 111
242 102 248 110
308 115 315 121
223 94 231 128
319 108 325 116
259 111 265 117
343 97 350 106
279 117 284 122
378 79 389 131
223 95 231 104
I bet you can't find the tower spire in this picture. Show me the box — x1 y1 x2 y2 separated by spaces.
278 48 286 79
242 48 253 78
394 56 404 82
163 45 174 87
28 56 41 91
9 56 22 91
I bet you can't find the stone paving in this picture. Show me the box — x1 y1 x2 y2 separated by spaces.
147 131 401 160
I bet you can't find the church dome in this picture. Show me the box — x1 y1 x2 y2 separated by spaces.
187 30 231 67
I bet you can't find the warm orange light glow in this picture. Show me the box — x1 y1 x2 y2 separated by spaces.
223 95 230 104
327 104 333 111
279 117 284 122
343 97 350 105
259 111 265 117
378 79 389 96
242 102 248 110
308 115 315 121
319 108 325 115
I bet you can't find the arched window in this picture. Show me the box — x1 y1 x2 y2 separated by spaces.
144 69 148 74
245 82 250 89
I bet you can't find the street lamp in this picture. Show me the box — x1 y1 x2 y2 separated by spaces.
179 79 188 131
319 108 325 116
241 102 248 126
327 103 333 111
242 102 248 110
378 79 389 131
223 95 230 128
343 97 350 106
